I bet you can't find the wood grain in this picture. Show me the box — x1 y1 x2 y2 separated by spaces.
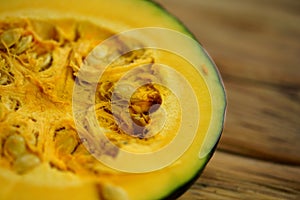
221 77 300 165
156 0 300 86
179 151 300 200
155 0 300 199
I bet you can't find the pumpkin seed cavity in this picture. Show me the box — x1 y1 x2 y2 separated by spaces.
0 18 170 175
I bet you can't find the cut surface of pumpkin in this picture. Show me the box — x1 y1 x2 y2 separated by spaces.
0 1 226 199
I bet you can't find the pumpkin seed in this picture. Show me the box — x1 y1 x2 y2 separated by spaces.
54 128 78 155
113 81 135 100
4 134 26 158
36 53 52 72
57 136 78 155
91 45 108 59
4 97 21 111
0 71 9 85
0 29 22 49
30 19 58 41
13 153 40 174
0 70 14 85
13 35 32 54
102 184 128 200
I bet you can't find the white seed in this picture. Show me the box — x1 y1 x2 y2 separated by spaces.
14 35 33 54
57 136 78 155
0 29 22 49
92 45 108 59
55 129 78 155
37 53 52 72
4 134 26 158
13 153 40 174
113 82 135 100
0 72 8 85
4 97 21 111
102 184 129 200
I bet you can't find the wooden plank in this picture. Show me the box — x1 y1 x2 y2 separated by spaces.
155 0 300 86
179 151 300 200
219 76 300 165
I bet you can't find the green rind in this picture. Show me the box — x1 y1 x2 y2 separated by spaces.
143 0 197 38
163 126 224 200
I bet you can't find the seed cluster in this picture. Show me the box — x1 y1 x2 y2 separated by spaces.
0 17 167 175
0 18 115 175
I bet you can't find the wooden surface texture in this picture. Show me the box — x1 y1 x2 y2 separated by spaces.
155 0 300 199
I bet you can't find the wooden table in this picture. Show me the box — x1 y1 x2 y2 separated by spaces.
155 0 300 199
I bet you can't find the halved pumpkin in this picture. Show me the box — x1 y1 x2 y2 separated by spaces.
0 0 226 199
